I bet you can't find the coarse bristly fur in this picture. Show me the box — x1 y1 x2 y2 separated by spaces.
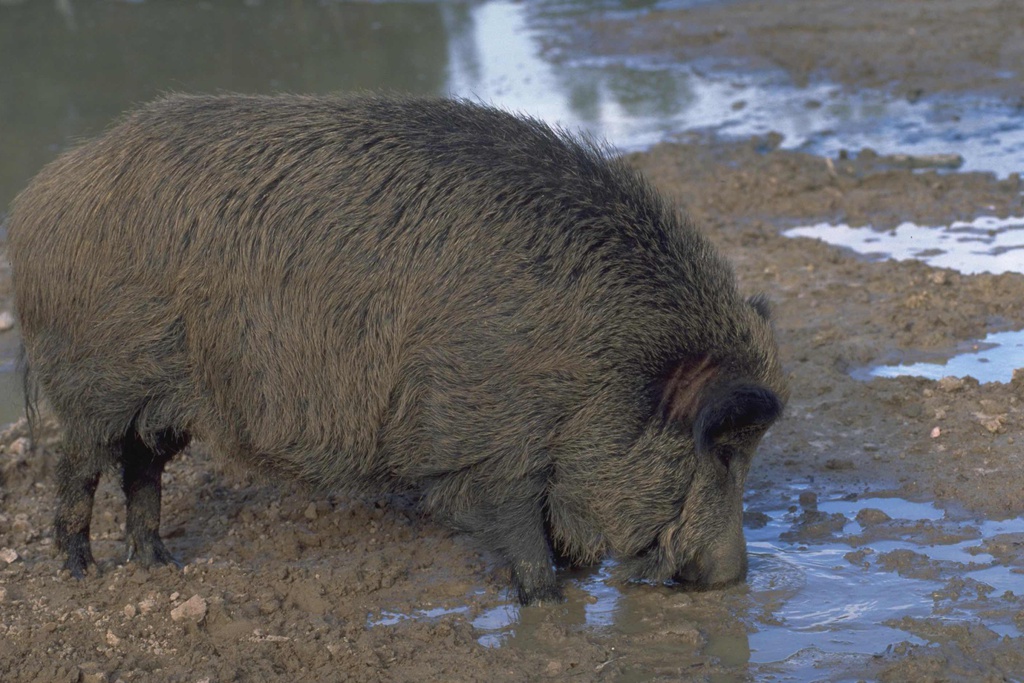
7 93 788 604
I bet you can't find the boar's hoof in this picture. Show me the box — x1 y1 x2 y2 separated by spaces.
60 536 95 579
516 582 565 606
512 563 564 605
126 534 182 569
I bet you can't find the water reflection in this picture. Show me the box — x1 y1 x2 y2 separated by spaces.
0 0 459 206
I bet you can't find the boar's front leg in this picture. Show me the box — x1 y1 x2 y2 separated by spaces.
453 486 562 605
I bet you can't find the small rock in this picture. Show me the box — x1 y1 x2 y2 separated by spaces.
169 591 180 602
77 662 107 683
845 548 873 566
105 630 120 647
855 508 892 526
937 376 965 393
304 503 318 521
7 437 30 456
137 597 157 614
123 604 137 619
0 311 14 332
974 412 1006 434
0 548 19 564
824 458 855 471
170 594 207 623
10 515 31 538
930 426 941 438
743 511 770 529
798 491 818 509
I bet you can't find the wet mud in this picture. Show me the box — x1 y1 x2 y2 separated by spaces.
3 1 1024 682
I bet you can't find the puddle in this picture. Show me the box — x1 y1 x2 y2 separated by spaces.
783 216 1024 276
853 329 1024 383
369 605 470 628
370 493 1024 680
455 2 1024 176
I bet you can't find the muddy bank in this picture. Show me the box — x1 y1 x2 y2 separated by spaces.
571 0 1024 102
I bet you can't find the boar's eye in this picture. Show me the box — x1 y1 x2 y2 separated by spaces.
693 383 783 457
713 444 740 470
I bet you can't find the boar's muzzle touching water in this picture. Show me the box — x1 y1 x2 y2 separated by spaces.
6 94 787 604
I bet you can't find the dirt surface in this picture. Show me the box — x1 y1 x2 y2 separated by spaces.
3 2 1024 682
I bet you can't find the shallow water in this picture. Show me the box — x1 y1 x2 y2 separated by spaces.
784 216 1024 276
785 216 1024 383
367 493 1024 679
853 329 1024 384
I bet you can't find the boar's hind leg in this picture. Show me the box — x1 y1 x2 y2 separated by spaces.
120 429 190 568
54 445 102 577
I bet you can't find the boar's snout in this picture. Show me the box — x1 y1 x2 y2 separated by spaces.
674 533 748 590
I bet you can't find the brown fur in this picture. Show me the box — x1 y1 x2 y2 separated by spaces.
7 93 788 603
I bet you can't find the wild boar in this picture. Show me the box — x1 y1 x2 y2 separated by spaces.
7 93 787 603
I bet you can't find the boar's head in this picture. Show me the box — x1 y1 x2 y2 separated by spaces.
630 295 786 588
549 294 787 592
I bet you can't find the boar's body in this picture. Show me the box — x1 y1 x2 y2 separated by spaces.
7 94 786 603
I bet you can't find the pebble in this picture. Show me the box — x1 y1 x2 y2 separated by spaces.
123 604 137 619
77 662 107 683
170 594 207 623
305 503 318 521
138 597 158 615
855 508 892 526
937 376 965 393
0 548 19 564
0 311 14 332
798 491 818 509
106 630 121 646
7 437 30 456
824 458 855 471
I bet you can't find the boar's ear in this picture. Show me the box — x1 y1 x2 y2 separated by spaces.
693 384 784 456
748 293 773 321
658 355 718 425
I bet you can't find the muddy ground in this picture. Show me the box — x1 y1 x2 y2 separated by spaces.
2 1 1024 681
